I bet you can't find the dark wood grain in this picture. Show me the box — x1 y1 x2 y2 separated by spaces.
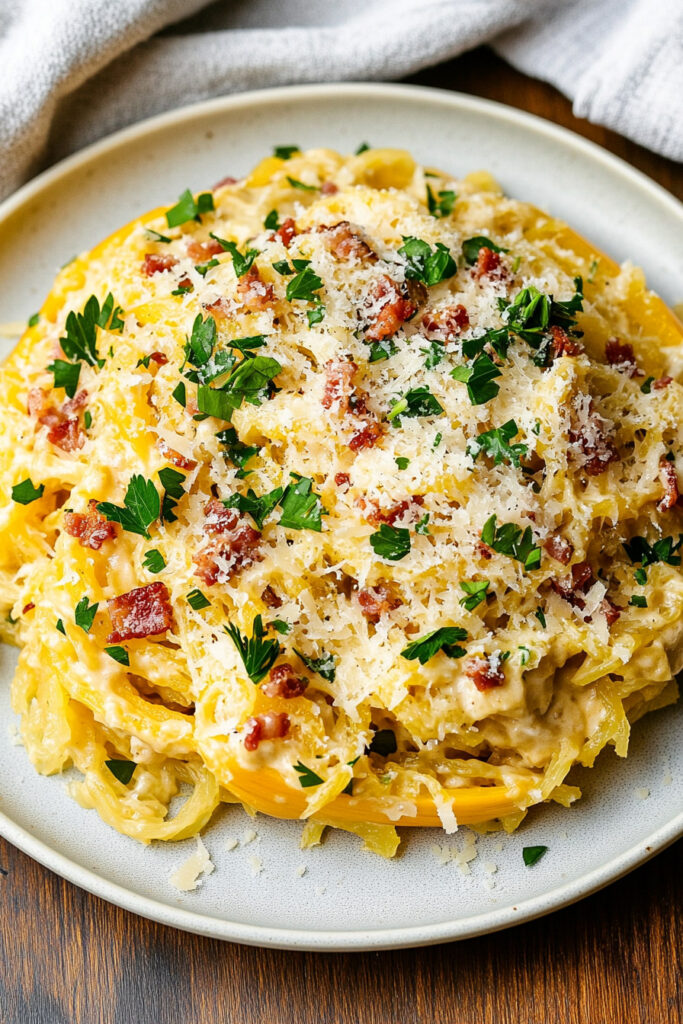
1 48 682 1024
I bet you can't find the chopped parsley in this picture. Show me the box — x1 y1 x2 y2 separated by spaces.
278 475 327 532
388 386 444 422
634 568 648 585
355 142 371 155
224 486 284 530
398 236 457 287
56 619 66 635
172 380 186 407
368 729 397 756
215 426 261 478
197 355 282 421
11 478 44 504
623 534 682 567
369 524 411 561
74 595 98 633
48 360 81 398
209 234 258 277
307 304 326 327
286 266 324 302
467 419 528 467
272 258 311 276
535 607 547 628
426 186 456 218
415 513 430 535
421 340 445 368
228 335 267 354
264 209 280 230
186 588 210 611
142 549 166 574
104 646 130 666
273 145 300 160
49 293 123 397
587 258 599 283
640 376 654 394
481 514 541 570
629 595 648 608
84 410 92 430
451 353 502 406
105 759 136 784
462 326 512 361
294 648 336 682
459 580 490 611
158 467 186 523
433 433 442 449
499 279 583 364
286 176 319 192
518 645 531 666
97 474 160 538
401 626 468 665
268 619 291 635
145 228 172 243
27 312 40 327
224 614 282 684
165 188 214 228
293 761 324 788
395 457 410 470
194 258 219 277
523 845 548 867
461 235 508 265
368 337 398 363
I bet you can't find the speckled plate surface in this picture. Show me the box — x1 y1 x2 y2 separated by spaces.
0 84 681 951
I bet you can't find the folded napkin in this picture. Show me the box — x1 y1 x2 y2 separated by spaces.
0 0 680 201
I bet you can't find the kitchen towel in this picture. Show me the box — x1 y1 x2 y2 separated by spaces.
0 0 680 202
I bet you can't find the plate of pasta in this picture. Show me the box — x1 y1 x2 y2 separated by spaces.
0 83 681 950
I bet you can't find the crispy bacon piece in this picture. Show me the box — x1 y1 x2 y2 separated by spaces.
550 325 583 358
261 585 282 609
22 602 35 614
193 499 261 586
243 711 290 751
601 598 621 627
361 495 424 527
657 456 679 513
653 376 672 390
476 540 493 560
334 472 350 488
472 247 505 281
261 664 308 699
142 253 179 276
157 438 197 471
273 217 297 248
358 584 402 623
213 175 237 189
349 421 382 451
186 238 224 262
364 275 417 342
550 561 594 608
107 581 173 644
318 221 376 262
569 401 619 476
28 387 87 453
236 266 274 312
320 181 339 195
147 351 168 367
322 358 358 413
421 304 469 340
543 534 574 565
465 655 505 692
605 338 639 377
64 499 117 550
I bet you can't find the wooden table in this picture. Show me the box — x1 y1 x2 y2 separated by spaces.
1 48 681 1024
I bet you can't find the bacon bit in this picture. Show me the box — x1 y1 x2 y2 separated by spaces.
421 304 469 341
236 266 274 312
657 456 679 513
107 582 173 644
243 711 290 751
320 181 339 195
273 217 297 248
543 534 574 565
605 338 639 377
361 496 424 527
142 253 179 276
193 499 261 586
64 499 117 550
261 664 308 699
261 585 282 609
472 247 506 281
157 438 197 471
334 472 350 488
349 420 382 452
147 351 168 366
213 175 237 189
550 325 583 358
322 358 358 413
569 400 619 476
364 275 417 342
653 376 672 390
476 540 493 560
22 602 35 614
318 221 376 262
550 561 594 608
601 598 621 627
464 655 505 692
28 387 87 452
358 584 402 624
186 238 224 261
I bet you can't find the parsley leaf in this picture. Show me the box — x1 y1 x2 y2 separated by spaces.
461 327 512 361
629 595 648 608
481 514 541 570
467 419 528 467
197 356 282 420
143 549 166 574
415 513 430 535
355 142 371 155
535 607 547 628
286 176 319 192
11 478 44 504
186 313 217 366
426 186 456 219
286 266 324 303
459 580 490 611
369 524 411 561
224 614 282 684
523 845 548 867
105 759 136 784
461 235 509 265
294 648 336 682
307 304 326 327
623 534 682 567
75 595 98 633
401 626 468 665
278 476 326 531
172 380 186 407
158 467 186 523
395 456 410 470
186 588 210 611
28 312 40 328
398 236 457 286
97 475 160 538
368 337 398 363
105 646 130 666
421 340 445 368
264 209 280 230
145 228 172 243
294 761 324 788
388 386 444 422
368 729 397 756
215 426 261 478
224 486 284 530
209 234 258 277
640 376 654 395
165 189 214 227
47 359 81 398
228 335 267 354
273 145 300 160
451 353 502 405
634 567 648 585
268 619 291 635
56 619 66 635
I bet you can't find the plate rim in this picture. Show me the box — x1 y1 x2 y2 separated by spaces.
0 81 681 951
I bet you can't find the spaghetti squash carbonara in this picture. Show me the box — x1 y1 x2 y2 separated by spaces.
1 146 682 857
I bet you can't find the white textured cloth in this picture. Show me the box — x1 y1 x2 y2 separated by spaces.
0 0 680 202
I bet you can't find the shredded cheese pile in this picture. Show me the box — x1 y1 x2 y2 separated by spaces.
1 146 682 858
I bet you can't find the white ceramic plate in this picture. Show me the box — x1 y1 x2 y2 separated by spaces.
0 84 681 952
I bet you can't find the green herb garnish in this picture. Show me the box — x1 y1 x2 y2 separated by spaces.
105 759 136 784
294 648 336 682
215 426 261 478
388 386 443 422
459 580 490 611
286 176 319 192
224 614 282 684
369 524 411 561
623 534 682 567
278 475 327 532
481 514 541 570
629 595 648 608
293 761 324 788
398 236 457 287
426 186 456 219
467 419 528 467
401 626 468 665
451 353 502 405
208 234 258 277
186 588 211 611
461 235 508 265
165 189 214 228
75 595 98 634
97 475 160 538
143 549 166 574
286 266 324 303
11 478 44 504
274 146 300 160
523 845 548 867
105 646 130 666
224 486 284 530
